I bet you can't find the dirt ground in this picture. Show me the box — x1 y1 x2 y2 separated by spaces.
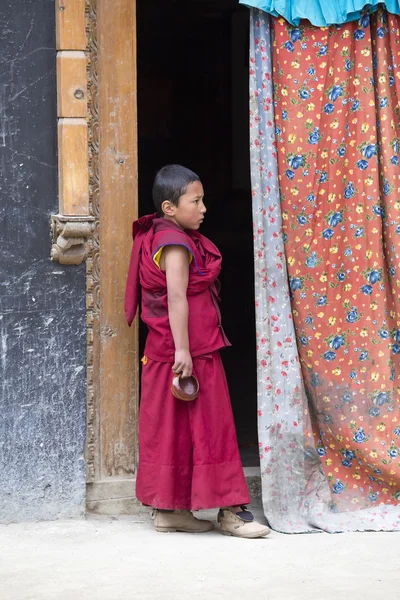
1 509 399 600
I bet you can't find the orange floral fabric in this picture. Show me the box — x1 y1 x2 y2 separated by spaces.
273 9 400 509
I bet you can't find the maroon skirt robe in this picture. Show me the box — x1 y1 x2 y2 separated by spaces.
125 215 249 510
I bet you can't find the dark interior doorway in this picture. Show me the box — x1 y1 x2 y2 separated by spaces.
137 0 258 465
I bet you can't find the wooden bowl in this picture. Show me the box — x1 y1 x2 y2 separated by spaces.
171 374 199 402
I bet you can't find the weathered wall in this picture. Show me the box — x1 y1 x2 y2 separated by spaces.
0 0 87 521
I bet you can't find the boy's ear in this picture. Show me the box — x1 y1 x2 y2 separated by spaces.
161 200 175 217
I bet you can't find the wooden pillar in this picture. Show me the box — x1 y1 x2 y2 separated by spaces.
86 0 139 513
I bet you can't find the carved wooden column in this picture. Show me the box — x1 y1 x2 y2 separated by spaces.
52 0 94 265
85 0 139 513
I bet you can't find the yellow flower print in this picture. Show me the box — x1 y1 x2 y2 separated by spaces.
291 60 300 69
329 245 338 254
326 458 332 466
356 204 364 214
332 367 341 376
361 123 369 133
344 283 352 292
282 211 288 220
341 30 350 39
305 118 313 126
305 228 313 237
365 176 374 186
350 405 358 412
303 243 310 251
366 249 372 259
321 151 328 158
330 120 339 129
379 74 386 84
323 396 330 403
282 87 289 96
377 423 386 432
288 133 296 143
315 332 322 339
328 316 336 326
328 66 334 76
360 329 368 338
292 309 299 316
371 372 379 382
287 256 295 266
361 48 371 57
370 450 378 458
307 349 313 357
320 274 328 282
296 112 303 118
306 103 315 111
328 193 336 202
291 187 299 196
371 302 378 311
353 473 361 480
369 99 375 106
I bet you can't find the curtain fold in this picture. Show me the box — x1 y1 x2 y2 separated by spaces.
242 1 400 27
250 8 400 532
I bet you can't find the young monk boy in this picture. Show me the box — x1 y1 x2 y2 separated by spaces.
125 164 270 538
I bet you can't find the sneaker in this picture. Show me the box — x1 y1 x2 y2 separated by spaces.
154 510 214 533
217 506 271 539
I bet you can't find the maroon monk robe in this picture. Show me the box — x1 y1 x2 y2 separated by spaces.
125 214 250 510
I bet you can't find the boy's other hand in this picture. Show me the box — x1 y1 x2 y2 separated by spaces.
173 349 193 378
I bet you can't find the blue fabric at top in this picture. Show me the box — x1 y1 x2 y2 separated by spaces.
239 0 400 26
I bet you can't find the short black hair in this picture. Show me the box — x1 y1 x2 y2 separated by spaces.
152 164 200 216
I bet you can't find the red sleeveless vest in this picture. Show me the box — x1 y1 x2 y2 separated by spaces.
125 214 230 362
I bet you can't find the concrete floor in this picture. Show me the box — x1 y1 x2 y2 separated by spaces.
1 510 399 600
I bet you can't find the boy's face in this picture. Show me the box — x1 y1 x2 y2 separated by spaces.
164 181 207 230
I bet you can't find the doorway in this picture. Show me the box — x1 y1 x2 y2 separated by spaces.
136 0 258 466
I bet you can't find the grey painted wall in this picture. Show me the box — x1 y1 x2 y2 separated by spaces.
0 0 87 521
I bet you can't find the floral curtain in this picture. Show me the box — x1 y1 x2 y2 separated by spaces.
250 8 400 532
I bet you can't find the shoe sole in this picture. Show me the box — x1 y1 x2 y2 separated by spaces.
156 526 214 533
220 528 271 539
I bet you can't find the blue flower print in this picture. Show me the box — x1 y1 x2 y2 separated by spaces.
300 336 308 346
337 147 346 157
354 30 365 40
290 277 303 292
285 41 295 52
346 309 358 323
359 351 368 361
333 480 345 494
351 100 360 112
305 252 318 267
343 450 356 460
310 373 320 388
344 247 352 256
286 169 295 180
324 103 334 114
290 28 302 42
308 128 320 144
330 335 345 350
307 193 315 203
319 171 328 183
361 284 373 295
363 144 377 158
307 67 315 75
356 159 368 170
391 156 399 166
389 75 395 86
342 392 353 403
368 270 381 284
353 428 367 443
391 344 400 355
359 14 370 27
299 89 309 100
380 97 389 108
379 330 389 339
288 155 305 169
383 181 391 196
319 44 328 56
297 215 308 225
324 351 336 361
342 459 352 468
395 330 400 343
369 493 378 502
373 205 384 216
282 110 288 120
373 392 389 406
344 183 355 198
394 428 400 437
354 227 364 237
369 407 380 417
394 140 400 153
389 449 398 458
377 27 385 38
323 228 334 239
329 86 343 102
317 295 327 306
337 272 346 282
345 59 352 72
317 447 326 456
329 212 343 227
350 370 357 380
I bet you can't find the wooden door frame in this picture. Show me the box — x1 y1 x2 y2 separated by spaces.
85 0 139 513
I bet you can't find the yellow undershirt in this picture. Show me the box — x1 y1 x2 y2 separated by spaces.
153 246 193 269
